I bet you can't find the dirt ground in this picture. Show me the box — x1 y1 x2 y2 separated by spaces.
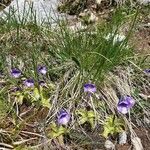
134 128 150 150
0 1 149 149
132 25 150 54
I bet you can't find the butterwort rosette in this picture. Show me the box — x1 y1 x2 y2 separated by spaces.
37 65 47 75
117 96 135 114
11 68 21 78
24 79 34 87
57 110 70 125
84 83 96 94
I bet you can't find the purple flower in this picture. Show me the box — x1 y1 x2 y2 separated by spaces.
38 65 47 75
144 69 150 73
117 96 135 114
84 83 96 93
57 110 70 125
24 79 34 87
11 68 21 78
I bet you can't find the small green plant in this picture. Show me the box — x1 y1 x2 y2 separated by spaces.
76 109 95 128
102 115 125 138
48 123 68 138
48 122 69 145
13 85 53 108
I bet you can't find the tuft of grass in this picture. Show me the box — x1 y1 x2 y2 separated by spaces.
0 3 149 149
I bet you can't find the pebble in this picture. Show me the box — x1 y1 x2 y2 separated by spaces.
104 140 115 149
132 137 143 150
119 131 127 145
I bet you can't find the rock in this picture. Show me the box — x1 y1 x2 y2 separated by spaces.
0 0 12 11
131 137 143 150
104 140 115 149
96 0 102 5
69 21 86 31
79 9 98 25
119 131 127 145
0 0 64 24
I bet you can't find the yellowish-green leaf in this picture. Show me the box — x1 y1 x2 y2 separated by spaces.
49 124 67 138
41 97 51 108
87 111 95 118
48 83 56 90
76 109 87 118
50 123 57 132
33 88 40 100
102 115 125 138
88 117 94 129
17 95 24 105
79 117 88 125
102 127 110 138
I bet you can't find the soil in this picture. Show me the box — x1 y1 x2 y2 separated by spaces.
131 8 150 54
134 128 150 150
0 1 150 149
3 103 150 149
116 144 131 150
132 26 150 54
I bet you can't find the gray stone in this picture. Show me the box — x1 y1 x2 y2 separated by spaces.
0 0 66 24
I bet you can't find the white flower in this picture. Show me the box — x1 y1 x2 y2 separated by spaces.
105 33 126 44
